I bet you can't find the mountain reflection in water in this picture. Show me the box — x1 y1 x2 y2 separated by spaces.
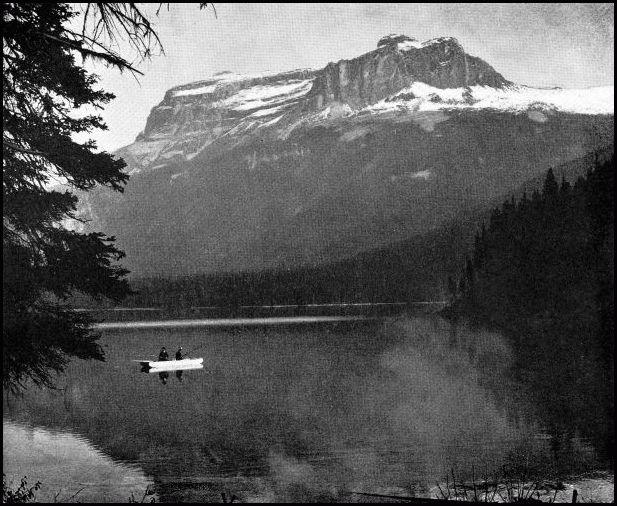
2 316 612 502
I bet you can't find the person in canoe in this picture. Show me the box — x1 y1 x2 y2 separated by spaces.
158 347 169 361
175 347 183 360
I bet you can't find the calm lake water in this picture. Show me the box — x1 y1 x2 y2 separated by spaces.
3 315 613 502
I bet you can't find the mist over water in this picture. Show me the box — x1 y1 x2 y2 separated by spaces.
3 316 610 502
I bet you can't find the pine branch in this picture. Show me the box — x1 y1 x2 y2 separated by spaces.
36 31 143 75
3 139 45 156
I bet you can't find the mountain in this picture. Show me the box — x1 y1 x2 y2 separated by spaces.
76 35 614 277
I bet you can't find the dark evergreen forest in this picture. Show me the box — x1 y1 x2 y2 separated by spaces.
452 154 613 327
82 215 476 310
450 152 614 465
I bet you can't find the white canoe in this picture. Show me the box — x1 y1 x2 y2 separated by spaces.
133 358 204 371
147 363 203 374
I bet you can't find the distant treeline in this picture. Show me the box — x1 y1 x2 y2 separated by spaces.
72 209 479 311
115 228 463 309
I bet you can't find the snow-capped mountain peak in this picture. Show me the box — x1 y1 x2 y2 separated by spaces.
377 34 462 52
117 35 612 175
75 34 613 277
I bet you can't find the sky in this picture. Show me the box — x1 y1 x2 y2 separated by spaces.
74 3 614 152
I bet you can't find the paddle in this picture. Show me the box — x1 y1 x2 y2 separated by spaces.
178 343 206 359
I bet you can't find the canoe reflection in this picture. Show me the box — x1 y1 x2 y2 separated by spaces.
140 363 204 380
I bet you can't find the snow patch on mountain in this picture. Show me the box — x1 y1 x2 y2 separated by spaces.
410 170 431 179
365 83 614 116
397 39 424 51
378 34 461 52
250 105 286 117
421 36 460 47
390 170 432 183
220 80 312 111
316 103 355 120
173 83 219 97
170 70 313 98
397 36 460 52
160 149 184 159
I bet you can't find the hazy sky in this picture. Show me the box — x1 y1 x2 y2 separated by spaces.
76 3 614 152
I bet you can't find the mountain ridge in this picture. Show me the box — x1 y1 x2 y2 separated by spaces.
72 35 614 277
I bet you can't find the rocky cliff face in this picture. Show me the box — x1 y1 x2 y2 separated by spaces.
117 35 514 173
117 68 317 172
78 35 613 277
307 35 509 108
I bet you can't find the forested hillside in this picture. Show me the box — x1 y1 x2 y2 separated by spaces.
452 151 613 336
105 217 472 308
450 149 614 463
70 149 613 312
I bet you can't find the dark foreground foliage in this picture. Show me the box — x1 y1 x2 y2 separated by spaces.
2 475 41 503
3 3 140 393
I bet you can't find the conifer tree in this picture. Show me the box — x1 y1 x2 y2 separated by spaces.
542 167 559 198
3 3 212 391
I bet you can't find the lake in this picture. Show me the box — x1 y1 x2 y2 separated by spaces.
2 315 613 502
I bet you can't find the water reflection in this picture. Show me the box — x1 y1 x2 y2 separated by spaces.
2 316 612 502
139 361 204 382
2 420 155 503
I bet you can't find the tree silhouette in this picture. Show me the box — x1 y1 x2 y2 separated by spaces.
542 167 559 198
454 152 614 334
2 3 212 391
